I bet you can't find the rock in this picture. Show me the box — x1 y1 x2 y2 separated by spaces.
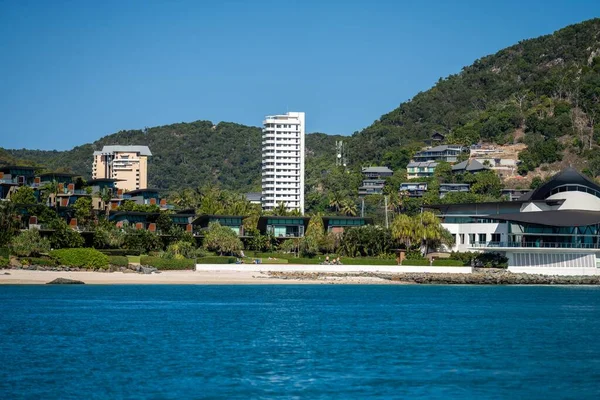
9 257 22 268
141 266 157 274
46 277 85 285
122 268 137 274
3 272 10 275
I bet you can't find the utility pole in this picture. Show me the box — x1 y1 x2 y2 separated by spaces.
384 195 389 229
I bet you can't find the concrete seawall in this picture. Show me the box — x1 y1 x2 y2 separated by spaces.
195 264 474 274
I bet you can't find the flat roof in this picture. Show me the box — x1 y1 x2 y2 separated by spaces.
93 145 152 156
125 188 160 196
492 210 600 227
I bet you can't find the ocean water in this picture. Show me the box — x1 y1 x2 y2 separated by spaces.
0 285 599 399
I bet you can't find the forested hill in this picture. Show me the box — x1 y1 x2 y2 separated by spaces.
4 122 344 193
350 18 600 175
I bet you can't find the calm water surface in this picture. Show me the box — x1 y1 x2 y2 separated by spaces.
0 285 599 399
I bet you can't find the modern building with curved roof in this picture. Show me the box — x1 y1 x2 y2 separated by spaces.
427 168 600 275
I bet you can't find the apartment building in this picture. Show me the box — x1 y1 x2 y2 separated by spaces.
261 112 305 214
92 145 152 191
413 145 467 163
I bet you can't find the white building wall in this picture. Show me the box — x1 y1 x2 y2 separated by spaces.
442 222 508 252
261 112 305 214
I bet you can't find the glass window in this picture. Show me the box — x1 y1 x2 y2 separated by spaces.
479 233 487 242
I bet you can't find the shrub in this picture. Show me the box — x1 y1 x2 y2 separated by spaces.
163 240 197 259
140 256 195 270
203 222 243 255
474 252 508 268
402 259 431 266
98 249 141 256
22 257 58 267
195 256 237 264
9 230 51 257
0 257 9 268
50 248 109 269
0 247 9 258
108 256 129 267
288 258 323 264
432 259 466 266
405 249 425 260
339 258 397 265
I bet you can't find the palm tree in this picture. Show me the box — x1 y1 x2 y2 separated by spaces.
390 214 417 249
40 180 59 211
419 211 453 254
328 191 344 212
99 187 113 219
273 202 289 216
340 199 357 216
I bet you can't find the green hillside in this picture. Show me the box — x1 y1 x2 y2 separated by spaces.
5 122 344 193
350 18 600 175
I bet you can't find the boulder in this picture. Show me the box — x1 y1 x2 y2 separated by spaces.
46 277 85 285
141 266 157 274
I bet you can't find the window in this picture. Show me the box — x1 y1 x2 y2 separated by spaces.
478 233 486 243
491 233 501 242
469 234 475 244
459 234 464 245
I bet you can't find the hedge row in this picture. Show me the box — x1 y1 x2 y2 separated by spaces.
50 248 109 269
98 249 141 256
340 258 397 265
288 258 322 264
22 257 57 267
401 259 430 266
140 256 195 270
108 256 129 267
0 257 8 268
195 256 237 264
432 259 467 266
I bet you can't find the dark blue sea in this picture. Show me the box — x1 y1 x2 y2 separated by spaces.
1 285 599 399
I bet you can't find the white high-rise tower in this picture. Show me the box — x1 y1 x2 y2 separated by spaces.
261 112 305 214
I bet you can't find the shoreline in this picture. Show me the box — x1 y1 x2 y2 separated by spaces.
2 268 600 285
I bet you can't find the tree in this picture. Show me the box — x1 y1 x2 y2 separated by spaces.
203 222 243 255
530 176 544 190
340 199 357 216
48 219 85 249
470 170 503 197
93 222 125 249
301 215 325 257
9 229 51 257
415 211 453 254
10 186 36 205
391 214 418 249
40 180 59 210
0 202 20 246
73 197 94 228
99 188 113 219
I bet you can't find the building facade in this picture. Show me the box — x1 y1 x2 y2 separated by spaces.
406 161 438 179
428 168 600 275
92 145 152 192
261 112 305 214
359 167 393 195
413 145 467 163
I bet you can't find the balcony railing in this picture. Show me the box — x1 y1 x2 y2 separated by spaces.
470 241 600 250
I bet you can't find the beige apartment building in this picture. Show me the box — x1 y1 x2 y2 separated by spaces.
92 145 152 191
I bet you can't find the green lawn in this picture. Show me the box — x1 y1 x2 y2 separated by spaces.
127 255 141 264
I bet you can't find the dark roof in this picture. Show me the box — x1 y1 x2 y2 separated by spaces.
491 210 600 227
109 211 160 218
257 215 311 231
87 178 125 184
38 172 78 178
322 216 373 223
518 168 600 202
452 159 487 172
362 166 393 174
125 188 160 196
0 165 36 173
192 214 247 225
431 132 445 139
246 192 262 201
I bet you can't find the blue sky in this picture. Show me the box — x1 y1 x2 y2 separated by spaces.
1 0 599 150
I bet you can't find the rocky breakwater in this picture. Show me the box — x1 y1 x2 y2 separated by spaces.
4 263 159 274
267 269 600 285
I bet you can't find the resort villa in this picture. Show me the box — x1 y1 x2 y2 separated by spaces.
428 168 600 275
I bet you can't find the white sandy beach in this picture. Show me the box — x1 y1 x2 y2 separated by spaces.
0 269 396 285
